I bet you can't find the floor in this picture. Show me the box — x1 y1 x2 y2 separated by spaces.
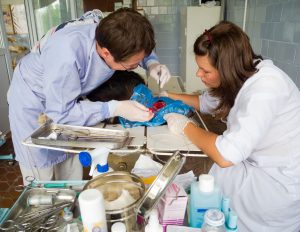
0 133 22 208
0 114 226 209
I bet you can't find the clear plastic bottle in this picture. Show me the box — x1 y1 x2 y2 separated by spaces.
190 174 222 228
57 208 83 232
201 209 226 232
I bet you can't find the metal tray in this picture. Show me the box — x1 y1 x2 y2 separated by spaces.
31 121 131 149
0 187 77 231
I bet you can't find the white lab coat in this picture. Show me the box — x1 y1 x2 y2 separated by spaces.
201 60 300 231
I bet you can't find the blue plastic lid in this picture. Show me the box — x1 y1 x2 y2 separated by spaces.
79 151 92 167
96 163 109 173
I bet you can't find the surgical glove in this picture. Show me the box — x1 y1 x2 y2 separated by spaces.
148 63 171 88
159 90 168 97
108 100 154 122
164 113 192 135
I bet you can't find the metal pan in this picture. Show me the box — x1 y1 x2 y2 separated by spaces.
31 121 131 149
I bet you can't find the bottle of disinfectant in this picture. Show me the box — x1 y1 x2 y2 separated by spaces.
190 174 222 228
79 146 113 178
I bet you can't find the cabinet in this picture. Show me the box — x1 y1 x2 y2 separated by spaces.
180 6 221 93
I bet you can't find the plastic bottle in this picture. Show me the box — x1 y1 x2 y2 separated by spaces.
78 189 107 232
201 209 226 232
57 207 83 232
221 197 230 223
225 210 238 232
145 209 163 232
79 146 112 177
190 174 222 228
111 222 127 232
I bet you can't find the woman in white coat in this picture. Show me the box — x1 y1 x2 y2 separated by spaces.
164 21 300 231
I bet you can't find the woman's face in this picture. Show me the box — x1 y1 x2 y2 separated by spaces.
195 55 221 88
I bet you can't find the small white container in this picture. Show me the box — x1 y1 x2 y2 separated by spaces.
111 222 127 232
78 189 107 232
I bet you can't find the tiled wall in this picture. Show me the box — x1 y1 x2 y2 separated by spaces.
137 0 197 75
226 0 300 88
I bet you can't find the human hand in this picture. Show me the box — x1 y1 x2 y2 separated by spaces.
108 100 154 122
148 63 171 88
164 113 192 135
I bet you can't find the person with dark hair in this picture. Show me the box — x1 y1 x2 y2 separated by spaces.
163 21 300 231
7 8 171 185
86 70 145 102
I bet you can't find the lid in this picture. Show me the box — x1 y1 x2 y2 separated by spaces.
198 174 214 192
111 222 126 232
79 151 92 167
97 163 109 173
136 151 186 218
204 209 225 227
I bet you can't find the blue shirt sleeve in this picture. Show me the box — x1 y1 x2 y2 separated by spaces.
40 35 109 126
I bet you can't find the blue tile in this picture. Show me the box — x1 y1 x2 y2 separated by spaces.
295 45 300 66
274 22 295 42
275 43 296 63
271 3 282 22
265 5 273 22
268 41 277 59
261 39 269 56
294 23 300 44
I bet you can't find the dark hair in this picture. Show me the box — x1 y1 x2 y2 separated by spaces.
95 8 155 62
86 70 145 102
194 21 263 119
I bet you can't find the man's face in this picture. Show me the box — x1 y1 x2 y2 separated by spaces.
97 44 145 71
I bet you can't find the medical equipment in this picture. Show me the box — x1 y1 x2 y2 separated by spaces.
0 201 72 231
30 120 131 149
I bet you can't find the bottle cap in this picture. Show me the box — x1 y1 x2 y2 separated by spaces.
198 174 214 192
97 163 109 173
204 209 225 227
227 210 238 229
79 151 92 167
111 222 126 232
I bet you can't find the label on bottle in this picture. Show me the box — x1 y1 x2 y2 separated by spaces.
194 208 207 228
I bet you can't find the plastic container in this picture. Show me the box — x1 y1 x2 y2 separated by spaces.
226 210 238 232
79 146 111 177
201 209 226 232
190 174 222 228
145 209 163 232
111 222 127 232
78 189 107 232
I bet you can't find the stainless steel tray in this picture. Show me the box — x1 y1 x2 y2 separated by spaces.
31 121 131 149
0 187 77 231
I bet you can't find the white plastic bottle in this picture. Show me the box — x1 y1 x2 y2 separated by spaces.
202 209 226 232
78 146 113 177
78 189 108 232
111 222 127 232
145 209 163 232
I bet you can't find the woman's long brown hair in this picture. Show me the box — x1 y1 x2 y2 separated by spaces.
194 21 263 119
